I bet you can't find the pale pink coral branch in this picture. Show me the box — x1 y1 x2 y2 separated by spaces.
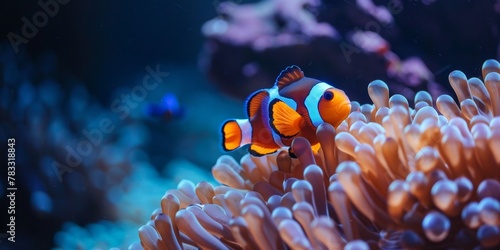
202 0 337 50
356 0 394 25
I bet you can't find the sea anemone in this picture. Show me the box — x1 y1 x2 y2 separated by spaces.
132 59 500 249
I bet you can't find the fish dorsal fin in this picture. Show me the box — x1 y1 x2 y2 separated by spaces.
275 65 304 90
246 90 268 118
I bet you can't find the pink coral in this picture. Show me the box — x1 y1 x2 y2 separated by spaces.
202 0 337 50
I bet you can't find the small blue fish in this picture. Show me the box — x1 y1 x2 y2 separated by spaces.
145 93 184 120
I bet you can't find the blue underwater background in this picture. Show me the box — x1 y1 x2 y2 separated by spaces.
0 0 499 249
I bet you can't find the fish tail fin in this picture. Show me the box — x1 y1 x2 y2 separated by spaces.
221 119 252 151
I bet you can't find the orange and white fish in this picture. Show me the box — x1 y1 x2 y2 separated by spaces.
221 65 351 156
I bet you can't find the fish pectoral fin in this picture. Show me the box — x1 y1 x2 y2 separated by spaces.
311 143 321 153
222 120 243 151
249 143 279 156
270 99 302 138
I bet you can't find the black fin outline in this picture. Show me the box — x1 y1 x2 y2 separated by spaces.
221 119 242 151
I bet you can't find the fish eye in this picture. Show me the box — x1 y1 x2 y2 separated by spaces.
323 91 334 101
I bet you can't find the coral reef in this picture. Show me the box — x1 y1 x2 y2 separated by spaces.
0 41 229 248
0 43 145 215
202 0 338 50
0 43 218 249
0 43 154 248
200 0 499 104
53 220 138 250
52 165 183 249
133 59 500 249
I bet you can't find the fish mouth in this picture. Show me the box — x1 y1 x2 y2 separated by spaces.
338 100 352 114
324 100 351 126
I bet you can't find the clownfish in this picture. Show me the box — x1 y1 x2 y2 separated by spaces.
221 65 351 156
